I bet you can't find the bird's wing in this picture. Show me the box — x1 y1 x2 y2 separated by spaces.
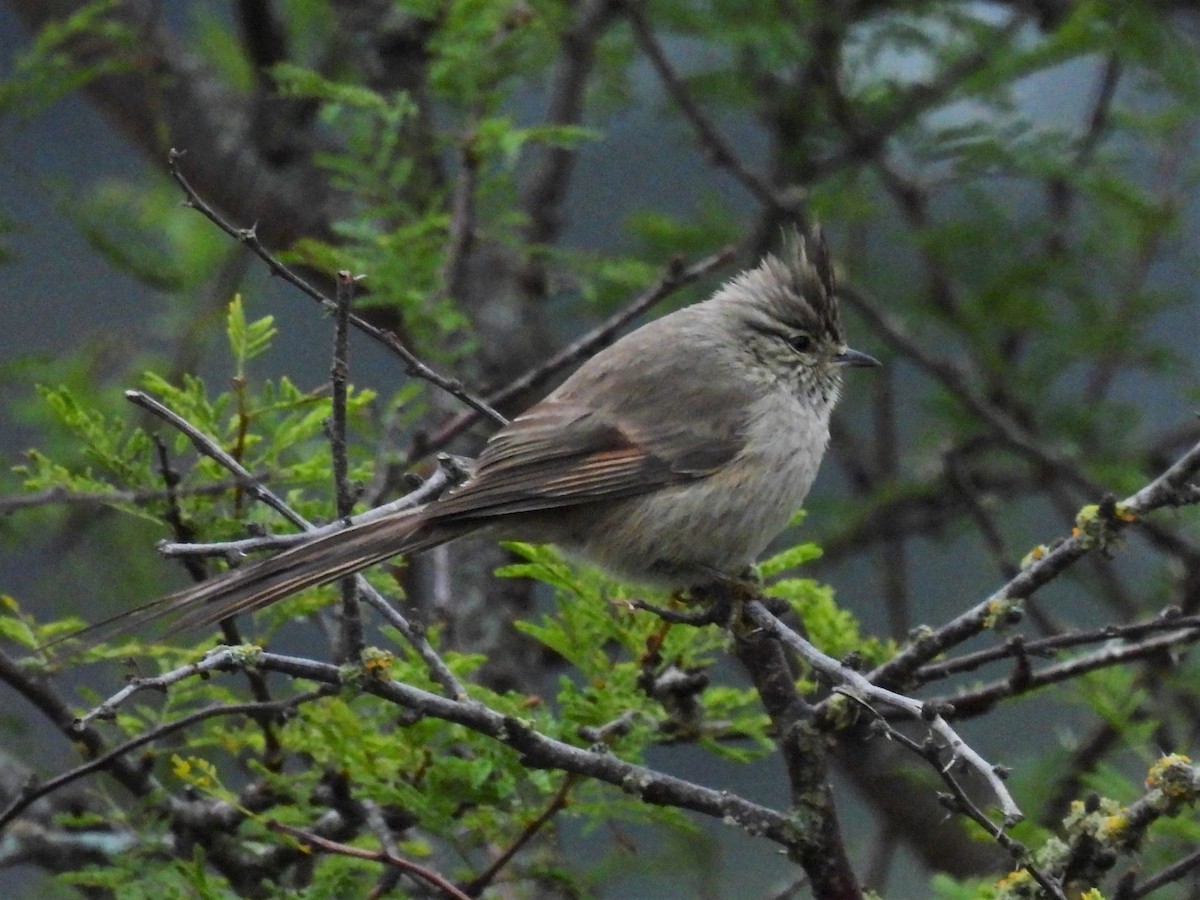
428 397 745 521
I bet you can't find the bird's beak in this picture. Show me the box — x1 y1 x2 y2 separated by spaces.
834 347 881 368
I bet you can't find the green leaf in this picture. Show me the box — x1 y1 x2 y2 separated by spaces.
225 295 277 373
758 539 823 578
0 0 135 120
0 595 38 648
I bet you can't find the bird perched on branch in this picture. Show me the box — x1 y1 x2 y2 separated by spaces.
68 229 878 644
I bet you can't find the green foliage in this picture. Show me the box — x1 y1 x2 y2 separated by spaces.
61 179 229 293
16 385 156 511
0 595 41 649
759 541 896 666
226 295 278 373
505 543 774 758
273 63 423 204
3 0 1200 897
266 9 608 351
1069 667 1154 744
1 296 380 649
0 0 133 120
61 846 236 898
189 7 256 93
270 63 472 350
421 0 561 107
626 201 745 263
931 873 1001 899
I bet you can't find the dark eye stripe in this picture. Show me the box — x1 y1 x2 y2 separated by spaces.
745 320 812 347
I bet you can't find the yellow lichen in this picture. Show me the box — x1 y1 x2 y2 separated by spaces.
361 646 395 677
1146 753 1197 800
1019 545 1048 569
1096 813 1129 843
995 868 1033 889
1113 502 1137 523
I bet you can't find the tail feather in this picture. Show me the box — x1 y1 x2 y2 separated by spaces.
49 508 466 651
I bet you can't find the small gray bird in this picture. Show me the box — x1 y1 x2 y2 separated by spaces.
79 230 878 640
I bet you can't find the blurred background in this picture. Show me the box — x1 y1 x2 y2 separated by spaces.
1 2 1199 897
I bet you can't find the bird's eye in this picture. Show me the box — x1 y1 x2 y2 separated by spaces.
788 333 814 353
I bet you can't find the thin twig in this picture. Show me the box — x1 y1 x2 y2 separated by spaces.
741 601 1022 824
331 269 364 662
914 610 1200 686
267 820 472 900
330 270 357 519
622 1 784 210
151 426 281 761
464 775 577 895
926 625 1200 719
167 149 506 427
0 479 264 514
75 646 255 727
860 432 1200 693
159 455 466 558
1126 843 1200 898
0 649 158 806
251 651 808 855
843 278 1200 576
361 799 405 899
732 611 860 896
850 697 1063 899
125 390 466 698
128 390 311 531
0 692 322 835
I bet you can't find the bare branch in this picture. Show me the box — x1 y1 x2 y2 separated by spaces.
1126 842 1200 898
463 775 577 896
267 819 472 900
127 389 310 531
0 690 321 835
330 269 364 662
914 610 1200 686
741 601 1022 824
157 455 467 558
167 150 508 427
0 649 156 803
251 651 810 855
0 478 263 514
622 1 787 211
861 433 1200 693
928 624 1200 719
733 606 862 897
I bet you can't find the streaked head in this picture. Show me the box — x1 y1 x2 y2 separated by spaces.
715 228 879 401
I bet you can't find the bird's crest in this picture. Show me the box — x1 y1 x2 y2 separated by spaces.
731 226 843 343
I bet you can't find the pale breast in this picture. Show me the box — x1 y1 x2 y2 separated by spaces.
532 388 834 587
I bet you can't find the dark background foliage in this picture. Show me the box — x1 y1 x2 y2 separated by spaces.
2 2 1200 898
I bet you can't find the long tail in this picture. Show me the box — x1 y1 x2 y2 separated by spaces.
52 508 470 649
